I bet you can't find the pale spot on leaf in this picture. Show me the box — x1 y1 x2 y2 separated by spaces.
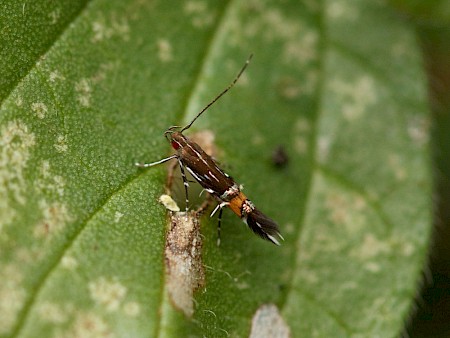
249 304 291 338
48 8 60 24
114 211 124 223
184 0 214 28
36 160 66 198
0 120 35 228
235 281 250 290
157 39 173 62
91 14 130 43
54 134 68 153
75 78 92 107
365 261 381 273
325 191 367 234
388 153 407 181
74 63 118 108
401 242 414 257
61 256 78 270
261 9 301 41
407 116 429 146
123 301 140 317
283 222 295 235
294 117 310 155
238 5 318 68
251 133 264 146
352 233 391 260
283 30 318 65
37 301 71 324
31 102 48 119
0 265 26 334
317 135 331 163
329 75 377 121
327 1 359 20
33 201 72 238
89 277 127 312
302 269 319 285
16 247 35 263
15 96 23 107
341 281 358 290
56 312 112 338
276 76 302 99
49 70 65 82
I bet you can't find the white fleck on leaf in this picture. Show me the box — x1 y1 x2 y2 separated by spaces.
249 304 291 338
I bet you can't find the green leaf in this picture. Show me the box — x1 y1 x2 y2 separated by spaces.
388 0 450 25
0 0 90 103
0 0 431 337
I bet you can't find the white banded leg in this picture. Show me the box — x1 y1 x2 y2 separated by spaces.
210 202 228 246
135 154 178 168
217 207 224 246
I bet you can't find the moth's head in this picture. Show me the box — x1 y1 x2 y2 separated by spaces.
164 127 187 150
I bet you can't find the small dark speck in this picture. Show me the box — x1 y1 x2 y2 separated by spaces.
278 283 287 292
271 145 289 168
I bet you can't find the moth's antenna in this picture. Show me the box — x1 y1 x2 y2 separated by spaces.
180 54 253 133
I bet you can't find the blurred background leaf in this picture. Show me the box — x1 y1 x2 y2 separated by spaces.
387 0 450 336
0 0 438 337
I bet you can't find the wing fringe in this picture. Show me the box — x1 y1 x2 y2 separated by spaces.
245 208 284 245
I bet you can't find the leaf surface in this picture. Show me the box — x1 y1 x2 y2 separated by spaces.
0 0 431 337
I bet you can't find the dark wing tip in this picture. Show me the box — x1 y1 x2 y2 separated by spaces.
245 208 284 245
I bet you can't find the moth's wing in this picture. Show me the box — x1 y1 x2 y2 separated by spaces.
245 208 284 245
181 141 234 195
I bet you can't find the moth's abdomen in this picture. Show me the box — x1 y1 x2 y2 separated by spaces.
228 192 283 246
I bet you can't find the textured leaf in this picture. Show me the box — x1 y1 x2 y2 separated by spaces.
0 0 90 103
0 0 431 337
402 8 450 337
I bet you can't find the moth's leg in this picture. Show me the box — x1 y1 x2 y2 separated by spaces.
210 202 228 246
217 207 224 246
135 154 178 168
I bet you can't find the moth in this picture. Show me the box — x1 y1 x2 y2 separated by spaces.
136 55 283 245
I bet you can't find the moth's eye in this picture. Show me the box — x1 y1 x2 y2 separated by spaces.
171 140 181 150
